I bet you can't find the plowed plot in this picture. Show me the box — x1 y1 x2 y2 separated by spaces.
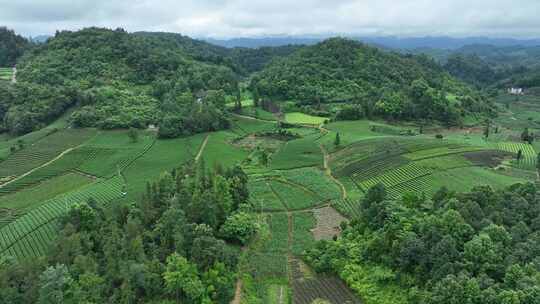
233 135 285 151
463 150 511 167
290 259 361 304
311 206 348 241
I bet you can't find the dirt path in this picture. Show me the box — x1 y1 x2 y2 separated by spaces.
0 147 74 189
230 279 243 304
195 135 210 162
11 67 16 84
320 144 347 199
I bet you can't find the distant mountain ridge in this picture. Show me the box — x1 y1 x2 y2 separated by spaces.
205 36 540 49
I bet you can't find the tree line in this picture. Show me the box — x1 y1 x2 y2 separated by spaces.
306 183 540 303
0 161 258 303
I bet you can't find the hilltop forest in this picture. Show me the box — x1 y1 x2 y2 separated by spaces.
0 28 492 137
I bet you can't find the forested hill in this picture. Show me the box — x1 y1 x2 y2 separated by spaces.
0 27 31 66
251 38 491 125
1 28 239 135
409 44 540 88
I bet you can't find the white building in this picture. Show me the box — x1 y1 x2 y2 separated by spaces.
508 87 524 95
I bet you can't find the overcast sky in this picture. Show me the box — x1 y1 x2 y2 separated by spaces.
1 0 540 38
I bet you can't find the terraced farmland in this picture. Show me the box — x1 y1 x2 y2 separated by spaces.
358 162 432 190
493 142 537 170
0 128 97 181
0 146 104 195
279 167 341 200
248 179 286 211
333 198 361 219
0 176 124 260
0 67 12 81
0 173 92 227
269 180 321 210
271 133 325 169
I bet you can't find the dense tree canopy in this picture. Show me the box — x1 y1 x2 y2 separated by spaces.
0 162 255 303
306 183 540 304
251 38 493 125
0 28 240 135
0 27 31 67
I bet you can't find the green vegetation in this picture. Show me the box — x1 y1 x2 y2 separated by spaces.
307 183 540 304
0 67 12 81
0 173 92 226
270 133 324 169
2 25 540 304
285 112 327 125
0 27 30 67
251 38 491 125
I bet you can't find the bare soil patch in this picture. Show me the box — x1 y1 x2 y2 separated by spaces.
233 134 285 151
463 150 513 167
311 206 348 241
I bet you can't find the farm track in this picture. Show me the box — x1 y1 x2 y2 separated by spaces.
320 144 347 200
195 135 210 163
11 67 16 84
230 272 243 304
0 147 75 189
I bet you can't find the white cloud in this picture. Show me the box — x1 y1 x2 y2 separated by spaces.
1 0 539 38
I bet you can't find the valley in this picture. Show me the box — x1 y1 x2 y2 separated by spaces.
1 26 540 304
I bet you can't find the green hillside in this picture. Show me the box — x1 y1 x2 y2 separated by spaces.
251 38 491 125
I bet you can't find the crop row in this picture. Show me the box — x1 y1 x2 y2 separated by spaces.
292 275 362 304
279 167 341 200
387 177 434 199
0 176 124 260
349 156 409 181
332 137 456 177
269 180 320 210
494 142 536 170
333 198 361 219
248 179 286 211
0 147 105 195
358 162 432 190
0 129 96 179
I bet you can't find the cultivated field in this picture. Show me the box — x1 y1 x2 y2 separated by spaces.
0 67 12 81
0 105 535 302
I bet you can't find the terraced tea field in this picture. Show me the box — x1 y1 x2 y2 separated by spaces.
0 128 97 182
328 135 529 200
0 67 12 81
0 176 124 259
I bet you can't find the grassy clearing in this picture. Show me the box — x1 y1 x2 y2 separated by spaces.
270 133 324 169
263 213 289 254
201 131 249 168
269 180 320 210
231 114 276 135
291 212 316 255
285 112 327 125
280 167 341 201
248 180 286 211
